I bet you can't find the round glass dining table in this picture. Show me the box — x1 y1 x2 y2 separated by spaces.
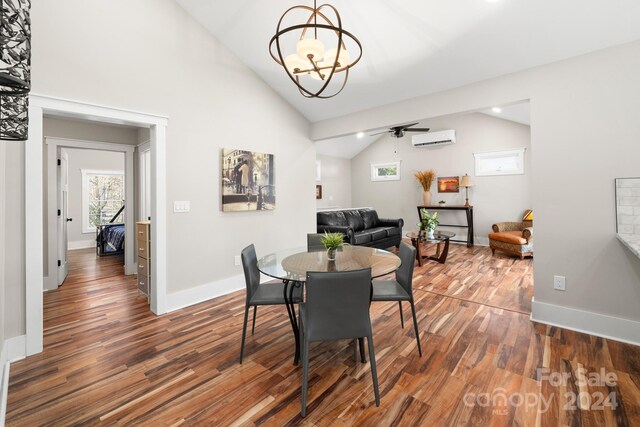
257 245 401 364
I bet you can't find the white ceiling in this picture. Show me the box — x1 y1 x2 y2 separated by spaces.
177 0 640 122
479 102 530 125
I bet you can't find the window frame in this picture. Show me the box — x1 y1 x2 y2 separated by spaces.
371 161 401 182
81 169 125 233
473 148 526 177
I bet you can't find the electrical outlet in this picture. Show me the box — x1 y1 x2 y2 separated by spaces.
234 255 241 266
553 275 566 291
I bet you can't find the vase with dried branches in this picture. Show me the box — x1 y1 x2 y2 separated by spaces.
414 169 436 206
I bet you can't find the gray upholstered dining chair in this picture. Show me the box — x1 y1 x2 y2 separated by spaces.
240 244 302 363
299 268 380 417
306 233 325 251
371 242 422 356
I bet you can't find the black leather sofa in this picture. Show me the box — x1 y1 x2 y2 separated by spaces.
317 208 404 249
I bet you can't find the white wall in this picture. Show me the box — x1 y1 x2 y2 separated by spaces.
351 113 532 245
316 154 352 210
65 149 125 248
0 142 6 355
44 118 140 146
312 40 640 325
0 0 315 340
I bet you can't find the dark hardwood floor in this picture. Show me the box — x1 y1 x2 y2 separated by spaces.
6 244 640 426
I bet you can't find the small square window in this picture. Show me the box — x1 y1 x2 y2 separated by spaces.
371 161 401 181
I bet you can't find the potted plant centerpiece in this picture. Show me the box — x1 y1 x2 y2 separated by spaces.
321 232 344 261
418 208 439 238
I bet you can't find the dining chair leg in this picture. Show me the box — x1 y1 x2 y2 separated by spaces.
398 301 404 328
358 337 366 363
240 304 249 363
367 335 381 406
301 338 310 417
410 299 422 357
251 305 258 335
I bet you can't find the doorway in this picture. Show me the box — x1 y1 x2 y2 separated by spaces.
24 95 168 356
46 139 134 289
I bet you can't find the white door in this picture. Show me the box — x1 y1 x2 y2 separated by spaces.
57 149 70 286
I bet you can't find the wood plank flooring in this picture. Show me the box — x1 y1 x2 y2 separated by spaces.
6 245 640 426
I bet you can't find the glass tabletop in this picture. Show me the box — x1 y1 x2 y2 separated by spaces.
257 245 401 282
406 230 456 242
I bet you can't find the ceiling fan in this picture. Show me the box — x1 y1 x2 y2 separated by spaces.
371 123 430 138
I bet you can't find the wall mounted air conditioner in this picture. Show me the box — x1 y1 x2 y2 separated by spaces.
412 129 456 147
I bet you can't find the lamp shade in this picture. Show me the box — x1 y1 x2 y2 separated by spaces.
460 174 473 187
297 38 325 61
284 54 309 74
324 47 350 68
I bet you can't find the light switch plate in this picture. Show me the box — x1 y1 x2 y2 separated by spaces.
173 201 190 213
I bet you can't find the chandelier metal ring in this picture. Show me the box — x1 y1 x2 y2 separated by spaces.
269 3 362 99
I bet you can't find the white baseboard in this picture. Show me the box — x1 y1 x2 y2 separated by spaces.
1 335 26 426
0 358 8 427
68 239 95 250
6 336 26 363
165 273 278 313
530 297 640 346
166 274 245 313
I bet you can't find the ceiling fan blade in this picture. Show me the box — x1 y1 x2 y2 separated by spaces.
369 130 391 136
404 127 431 132
401 122 420 129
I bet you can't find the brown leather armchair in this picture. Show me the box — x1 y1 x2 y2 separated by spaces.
488 210 533 259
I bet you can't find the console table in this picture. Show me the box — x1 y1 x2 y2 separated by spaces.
417 205 474 247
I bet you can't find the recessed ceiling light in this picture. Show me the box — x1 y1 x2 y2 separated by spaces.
356 132 365 138
492 107 502 113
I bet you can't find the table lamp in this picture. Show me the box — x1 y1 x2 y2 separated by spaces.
460 174 473 207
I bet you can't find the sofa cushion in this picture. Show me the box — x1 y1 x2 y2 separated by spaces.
317 211 348 227
353 231 372 244
488 231 527 245
344 210 365 231
358 209 379 229
365 227 388 241
382 226 401 237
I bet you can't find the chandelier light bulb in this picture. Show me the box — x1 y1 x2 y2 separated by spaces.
284 54 309 74
297 38 325 61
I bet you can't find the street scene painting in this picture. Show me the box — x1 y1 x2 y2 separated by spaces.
221 148 275 211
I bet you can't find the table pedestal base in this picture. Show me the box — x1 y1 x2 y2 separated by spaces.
409 236 450 266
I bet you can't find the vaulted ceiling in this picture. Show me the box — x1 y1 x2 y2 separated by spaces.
177 0 640 123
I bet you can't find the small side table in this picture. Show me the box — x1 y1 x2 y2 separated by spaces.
406 231 455 266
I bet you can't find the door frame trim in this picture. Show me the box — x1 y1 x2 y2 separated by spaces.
45 138 136 290
26 94 169 356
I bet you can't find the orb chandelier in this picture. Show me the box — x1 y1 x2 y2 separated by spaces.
0 0 31 141
269 0 362 99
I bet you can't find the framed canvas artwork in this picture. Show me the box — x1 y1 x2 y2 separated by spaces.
438 176 460 193
316 185 322 199
221 148 275 211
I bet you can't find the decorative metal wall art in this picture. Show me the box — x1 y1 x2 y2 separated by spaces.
1 0 31 141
